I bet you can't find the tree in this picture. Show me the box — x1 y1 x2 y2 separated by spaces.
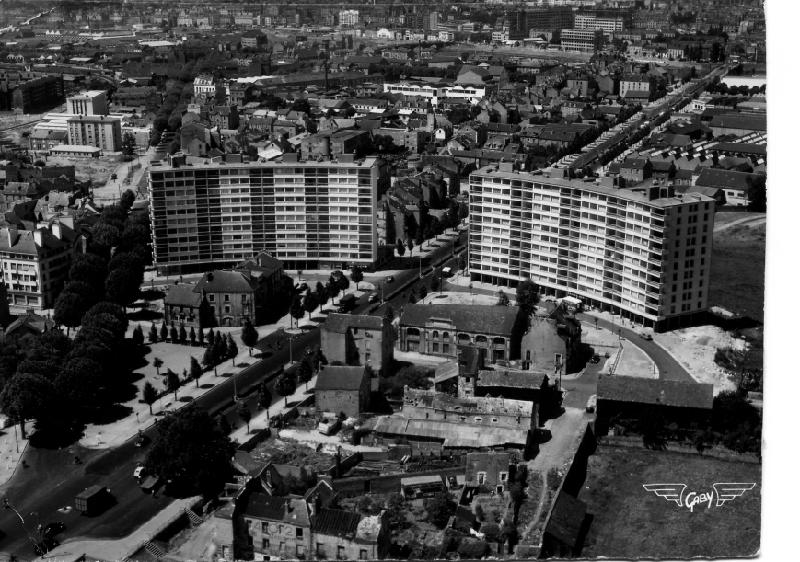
178 324 187 344
290 296 305 328
258 381 273 412
198 327 205 346
202 343 217 375
237 401 251 433
350 265 364 290
132 324 144 347
218 414 232 436
414 228 424 249
431 275 440 293
325 280 338 304
458 254 467 271
276 373 296 405
396 239 406 257
407 238 414 257
226 334 239 364
424 491 455 528
497 290 510 306
68 253 108 292
241 320 259 356
120 188 136 212
143 382 158 414
106 263 143 307
145 406 235 497
515 279 540 317
169 324 179 343
149 323 158 344
152 357 163 376
0 373 51 438
160 321 168 341
303 292 320 320
121 132 137 159
190 357 203 388
165 369 181 401
214 332 226 365
53 289 92 333
189 326 197 346
297 359 313 389
418 285 428 300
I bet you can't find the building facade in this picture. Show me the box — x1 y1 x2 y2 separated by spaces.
468 165 715 330
560 29 604 53
67 115 122 152
66 90 108 116
315 364 370 418
148 154 390 274
0 226 71 311
321 313 395 375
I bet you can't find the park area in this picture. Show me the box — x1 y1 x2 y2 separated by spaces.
579 445 760 559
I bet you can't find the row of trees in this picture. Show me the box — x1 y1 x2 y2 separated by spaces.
0 302 130 443
288 269 358 327
54 190 149 332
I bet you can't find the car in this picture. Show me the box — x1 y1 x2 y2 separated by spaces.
135 431 149 447
42 522 65 539
368 293 378 303
296 282 308 292
640 332 653 341
590 354 601 364
133 464 146 480
385 276 394 283
110 173 117 180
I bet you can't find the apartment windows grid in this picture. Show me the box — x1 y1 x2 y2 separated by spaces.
468 168 714 330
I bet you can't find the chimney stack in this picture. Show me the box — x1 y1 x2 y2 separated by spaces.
5 227 18 248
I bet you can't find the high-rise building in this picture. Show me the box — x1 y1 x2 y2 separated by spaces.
338 9 359 27
467 164 715 331
67 115 122 152
148 154 390 275
66 90 108 116
526 6 576 31
560 28 604 52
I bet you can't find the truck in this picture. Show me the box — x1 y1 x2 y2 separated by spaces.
75 485 111 515
338 293 357 313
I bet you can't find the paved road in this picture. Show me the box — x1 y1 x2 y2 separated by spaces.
578 313 694 383
0 231 466 561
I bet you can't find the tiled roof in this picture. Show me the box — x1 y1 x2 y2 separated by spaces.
313 508 361 538
597 375 713 409
322 313 383 334
164 283 202 308
193 270 254 294
400 304 520 336
242 492 286 521
316 364 367 391
708 113 766 132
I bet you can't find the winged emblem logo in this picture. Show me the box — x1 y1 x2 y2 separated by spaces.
642 482 756 512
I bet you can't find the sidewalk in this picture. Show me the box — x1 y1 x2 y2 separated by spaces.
0 424 28 488
35 496 201 562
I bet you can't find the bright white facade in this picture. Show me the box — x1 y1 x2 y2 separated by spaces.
467 165 715 330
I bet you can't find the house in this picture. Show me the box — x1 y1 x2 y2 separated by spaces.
708 113 767 137
464 452 519 494
399 304 525 363
315 364 370 418
400 475 446 500
163 283 203 327
0 226 71 311
312 508 389 561
619 157 653 184
239 494 312 560
321 313 394 376
695 168 765 207
192 270 257 327
595 375 714 435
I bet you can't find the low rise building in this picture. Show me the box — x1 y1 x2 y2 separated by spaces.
321 313 394 376
312 508 388 561
315 364 371 418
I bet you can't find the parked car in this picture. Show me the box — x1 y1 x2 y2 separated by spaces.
590 354 601 364
385 276 394 283
318 416 341 436
368 293 378 303
133 464 146 481
586 395 597 413
640 332 653 341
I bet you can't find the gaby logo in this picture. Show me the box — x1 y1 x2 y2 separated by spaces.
642 483 756 512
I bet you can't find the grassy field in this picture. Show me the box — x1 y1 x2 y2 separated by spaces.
580 445 761 559
710 219 766 322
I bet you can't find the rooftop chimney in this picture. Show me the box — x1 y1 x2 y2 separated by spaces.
5 227 18 248
33 228 44 248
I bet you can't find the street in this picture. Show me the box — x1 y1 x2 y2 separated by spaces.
0 231 466 560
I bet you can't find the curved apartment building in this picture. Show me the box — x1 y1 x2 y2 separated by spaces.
468 164 715 331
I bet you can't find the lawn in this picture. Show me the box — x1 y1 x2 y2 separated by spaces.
710 221 766 322
580 445 761 559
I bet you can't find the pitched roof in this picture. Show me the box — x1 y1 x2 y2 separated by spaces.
597 375 714 409
708 113 766 132
400 304 520 336
322 313 383 334
193 270 254 294
316 365 368 391
695 168 764 191
313 508 362 538
4 309 54 335
620 157 650 170
241 492 287 521
164 283 202 308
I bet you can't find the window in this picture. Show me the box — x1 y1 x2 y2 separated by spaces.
360 549 369 560
296 527 303 538
242 294 247 304
500 472 508 482
477 471 486 485
261 522 268 533
262 538 269 550
224 294 230 302
224 305 231 314
208 294 215 302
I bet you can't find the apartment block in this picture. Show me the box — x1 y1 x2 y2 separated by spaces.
67 115 123 152
148 154 390 275
560 29 605 53
66 90 108 116
468 165 715 331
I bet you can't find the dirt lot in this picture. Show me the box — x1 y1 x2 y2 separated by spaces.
580 445 760 558
47 154 122 187
710 218 766 323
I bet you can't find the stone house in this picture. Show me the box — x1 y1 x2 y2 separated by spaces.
315 364 370 418
240 494 312 560
312 508 389 560
464 452 520 494
320 313 395 376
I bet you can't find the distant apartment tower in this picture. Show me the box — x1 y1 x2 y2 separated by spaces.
467 165 715 331
526 6 575 31
339 9 359 27
66 90 108 116
560 28 605 53
67 115 122 152
0 74 65 113
148 154 390 275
